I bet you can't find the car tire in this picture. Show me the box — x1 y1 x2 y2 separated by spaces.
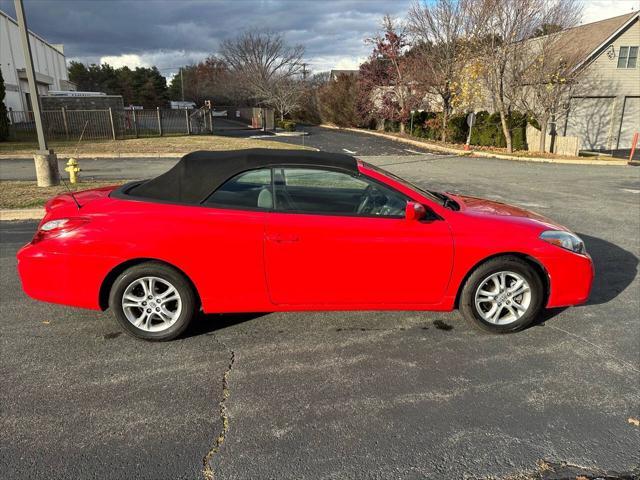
109 262 197 341
459 256 544 334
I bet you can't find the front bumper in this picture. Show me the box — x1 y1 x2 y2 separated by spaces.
17 242 116 310
542 251 594 308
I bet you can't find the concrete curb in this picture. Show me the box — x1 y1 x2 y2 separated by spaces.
0 208 44 221
320 124 629 166
273 131 310 137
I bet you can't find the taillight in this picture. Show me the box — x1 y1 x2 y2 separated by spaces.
32 217 89 244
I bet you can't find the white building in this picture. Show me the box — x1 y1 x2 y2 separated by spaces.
0 8 75 113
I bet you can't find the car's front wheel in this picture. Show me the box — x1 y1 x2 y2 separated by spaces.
459 256 544 333
109 262 197 341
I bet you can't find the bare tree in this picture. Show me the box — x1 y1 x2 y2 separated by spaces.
220 31 305 116
473 0 581 152
270 77 305 121
407 0 474 141
514 1 583 151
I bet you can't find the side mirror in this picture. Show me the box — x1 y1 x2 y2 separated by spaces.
405 201 427 222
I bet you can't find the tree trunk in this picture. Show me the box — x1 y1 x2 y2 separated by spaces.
538 114 549 153
498 108 513 153
441 103 450 143
399 121 405 134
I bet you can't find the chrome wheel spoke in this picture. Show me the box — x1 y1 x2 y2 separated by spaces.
490 305 504 323
512 301 527 312
511 285 530 297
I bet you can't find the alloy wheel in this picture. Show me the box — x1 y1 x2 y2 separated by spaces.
474 271 532 325
121 276 182 332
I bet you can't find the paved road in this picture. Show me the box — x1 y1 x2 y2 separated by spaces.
258 125 440 156
0 126 442 181
1 154 639 479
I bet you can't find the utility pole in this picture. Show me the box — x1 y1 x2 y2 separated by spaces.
180 67 184 102
14 0 59 186
302 63 307 81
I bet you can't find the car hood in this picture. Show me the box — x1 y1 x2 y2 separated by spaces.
449 194 567 231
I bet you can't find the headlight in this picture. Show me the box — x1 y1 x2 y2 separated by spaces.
540 230 586 254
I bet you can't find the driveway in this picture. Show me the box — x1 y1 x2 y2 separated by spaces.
260 125 441 156
1 155 639 479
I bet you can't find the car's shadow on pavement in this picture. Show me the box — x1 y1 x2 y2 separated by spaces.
579 233 638 306
184 312 269 338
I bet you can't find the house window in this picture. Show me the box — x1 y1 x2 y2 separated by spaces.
617 46 638 68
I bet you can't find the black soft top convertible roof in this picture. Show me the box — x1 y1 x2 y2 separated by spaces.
122 149 358 204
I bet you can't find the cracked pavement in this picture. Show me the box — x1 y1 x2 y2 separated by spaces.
1 148 639 479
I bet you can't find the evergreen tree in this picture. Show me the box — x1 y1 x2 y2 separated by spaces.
0 69 10 141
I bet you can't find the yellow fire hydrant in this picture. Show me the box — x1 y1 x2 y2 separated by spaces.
65 158 81 184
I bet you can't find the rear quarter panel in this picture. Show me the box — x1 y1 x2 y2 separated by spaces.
38 198 272 312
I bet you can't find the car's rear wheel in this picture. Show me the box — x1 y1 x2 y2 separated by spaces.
459 256 544 333
109 262 197 341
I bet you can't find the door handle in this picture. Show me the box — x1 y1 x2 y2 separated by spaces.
266 234 300 243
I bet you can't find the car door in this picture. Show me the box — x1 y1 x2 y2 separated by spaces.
195 168 274 311
264 167 454 306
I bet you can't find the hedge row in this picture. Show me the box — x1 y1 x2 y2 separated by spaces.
384 110 530 150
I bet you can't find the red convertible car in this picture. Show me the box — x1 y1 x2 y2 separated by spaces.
17 149 593 341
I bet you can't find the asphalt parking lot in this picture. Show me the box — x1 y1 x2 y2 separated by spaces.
1 145 639 479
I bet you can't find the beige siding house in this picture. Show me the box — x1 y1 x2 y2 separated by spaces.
557 12 639 152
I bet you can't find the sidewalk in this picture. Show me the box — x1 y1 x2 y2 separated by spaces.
0 208 44 221
320 124 631 166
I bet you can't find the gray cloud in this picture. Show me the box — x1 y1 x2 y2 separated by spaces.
0 0 411 74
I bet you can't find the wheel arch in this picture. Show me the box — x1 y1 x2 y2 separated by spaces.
99 258 202 310
453 252 550 309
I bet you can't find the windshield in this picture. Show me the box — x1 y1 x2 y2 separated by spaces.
360 161 442 203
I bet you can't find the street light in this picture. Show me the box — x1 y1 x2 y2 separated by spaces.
14 0 60 186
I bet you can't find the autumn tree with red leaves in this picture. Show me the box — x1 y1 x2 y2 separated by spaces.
358 16 420 133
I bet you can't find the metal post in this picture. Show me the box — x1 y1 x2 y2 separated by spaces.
157 107 163 136
132 109 139 138
108 107 116 140
61 107 69 139
208 110 213 134
14 0 59 186
410 111 414 136
180 68 184 102
185 108 190 134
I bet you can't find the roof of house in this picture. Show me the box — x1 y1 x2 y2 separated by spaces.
122 149 358 204
535 11 639 71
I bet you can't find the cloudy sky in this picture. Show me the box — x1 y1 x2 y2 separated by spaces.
1 0 638 78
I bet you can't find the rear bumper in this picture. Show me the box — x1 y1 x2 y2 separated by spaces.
543 251 594 308
17 243 116 310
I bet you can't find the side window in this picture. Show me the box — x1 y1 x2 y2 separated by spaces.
273 167 408 217
617 46 638 69
204 169 273 209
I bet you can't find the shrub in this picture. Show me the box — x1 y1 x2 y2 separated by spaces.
384 119 400 132
447 113 469 143
277 120 296 131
